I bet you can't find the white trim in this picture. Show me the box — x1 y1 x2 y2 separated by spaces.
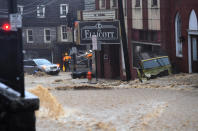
188 30 198 73
26 29 33 43
60 4 68 18
44 28 51 43
61 25 68 42
17 5 23 15
37 5 45 18
175 13 183 57
188 35 192 73
189 10 198 30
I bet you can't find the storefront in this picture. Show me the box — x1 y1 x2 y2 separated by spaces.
77 21 123 79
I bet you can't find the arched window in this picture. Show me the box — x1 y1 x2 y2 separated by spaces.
189 10 198 30
175 13 183 57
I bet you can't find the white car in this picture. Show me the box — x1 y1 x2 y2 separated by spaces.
24 59 60 75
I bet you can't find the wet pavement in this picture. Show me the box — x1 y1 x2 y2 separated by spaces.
26 72 198 131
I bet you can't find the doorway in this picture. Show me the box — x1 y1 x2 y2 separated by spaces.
191 36 198 72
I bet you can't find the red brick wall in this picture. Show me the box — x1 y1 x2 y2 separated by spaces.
142 0 148 29
129 0 163 79
168 0 198 72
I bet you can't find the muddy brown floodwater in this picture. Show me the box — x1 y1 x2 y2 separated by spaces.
26 72 198 131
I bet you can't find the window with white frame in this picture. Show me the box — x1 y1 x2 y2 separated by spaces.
61 25 68 41
44 29 51 43
175 13 183 57
27 29 33 43
60 4 68 18
135 0 141 7
100 0 106 9
37 5 45 18
152 0 158 7
17 5 23 15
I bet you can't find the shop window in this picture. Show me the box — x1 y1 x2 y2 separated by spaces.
139 30 158 42
175 13 183 57
132 43 161 67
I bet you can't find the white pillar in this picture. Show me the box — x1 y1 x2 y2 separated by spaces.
188 34 192 73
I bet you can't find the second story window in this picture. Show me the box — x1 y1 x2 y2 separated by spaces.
17 5 23 15
60 4 68 18
37 5 45 18
152 0 158 7
112 0 117 8
61 26 68 41
135 0 141 7
27 29 33 43
44 29 51 43
100 0 106 9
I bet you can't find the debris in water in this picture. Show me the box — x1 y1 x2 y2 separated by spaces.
94 122 116 131
28 86 65 119
54 79 63 83
34 71 49 77
55 84 112 90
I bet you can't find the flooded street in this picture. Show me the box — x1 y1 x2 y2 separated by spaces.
26 72 198 131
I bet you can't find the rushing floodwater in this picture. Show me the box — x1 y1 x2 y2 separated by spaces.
30 86 198 131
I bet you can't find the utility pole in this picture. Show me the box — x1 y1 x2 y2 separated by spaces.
118 0 131 81
8 0 17 13
8 0 25 97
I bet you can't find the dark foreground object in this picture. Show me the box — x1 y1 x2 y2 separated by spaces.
71 71 95 79
0 83 39 131
71 71 88 79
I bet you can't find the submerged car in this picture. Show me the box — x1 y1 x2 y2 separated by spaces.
24 59 60 75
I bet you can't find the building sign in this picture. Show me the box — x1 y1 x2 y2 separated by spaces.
82 9 116 21
10 13 22 31
79 21 120 44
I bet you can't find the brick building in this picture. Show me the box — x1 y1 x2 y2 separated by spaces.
79 0 123 79
168 0 198 73
92 0 198 80
87 0 168 79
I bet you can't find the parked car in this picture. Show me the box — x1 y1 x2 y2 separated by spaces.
24 59 60 75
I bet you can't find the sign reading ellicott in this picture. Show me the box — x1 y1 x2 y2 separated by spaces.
79 21 120 44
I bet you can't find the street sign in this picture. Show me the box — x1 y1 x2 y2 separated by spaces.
10 13 22 31
79 21 120 44
71 47 77 55
92 35 97 50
